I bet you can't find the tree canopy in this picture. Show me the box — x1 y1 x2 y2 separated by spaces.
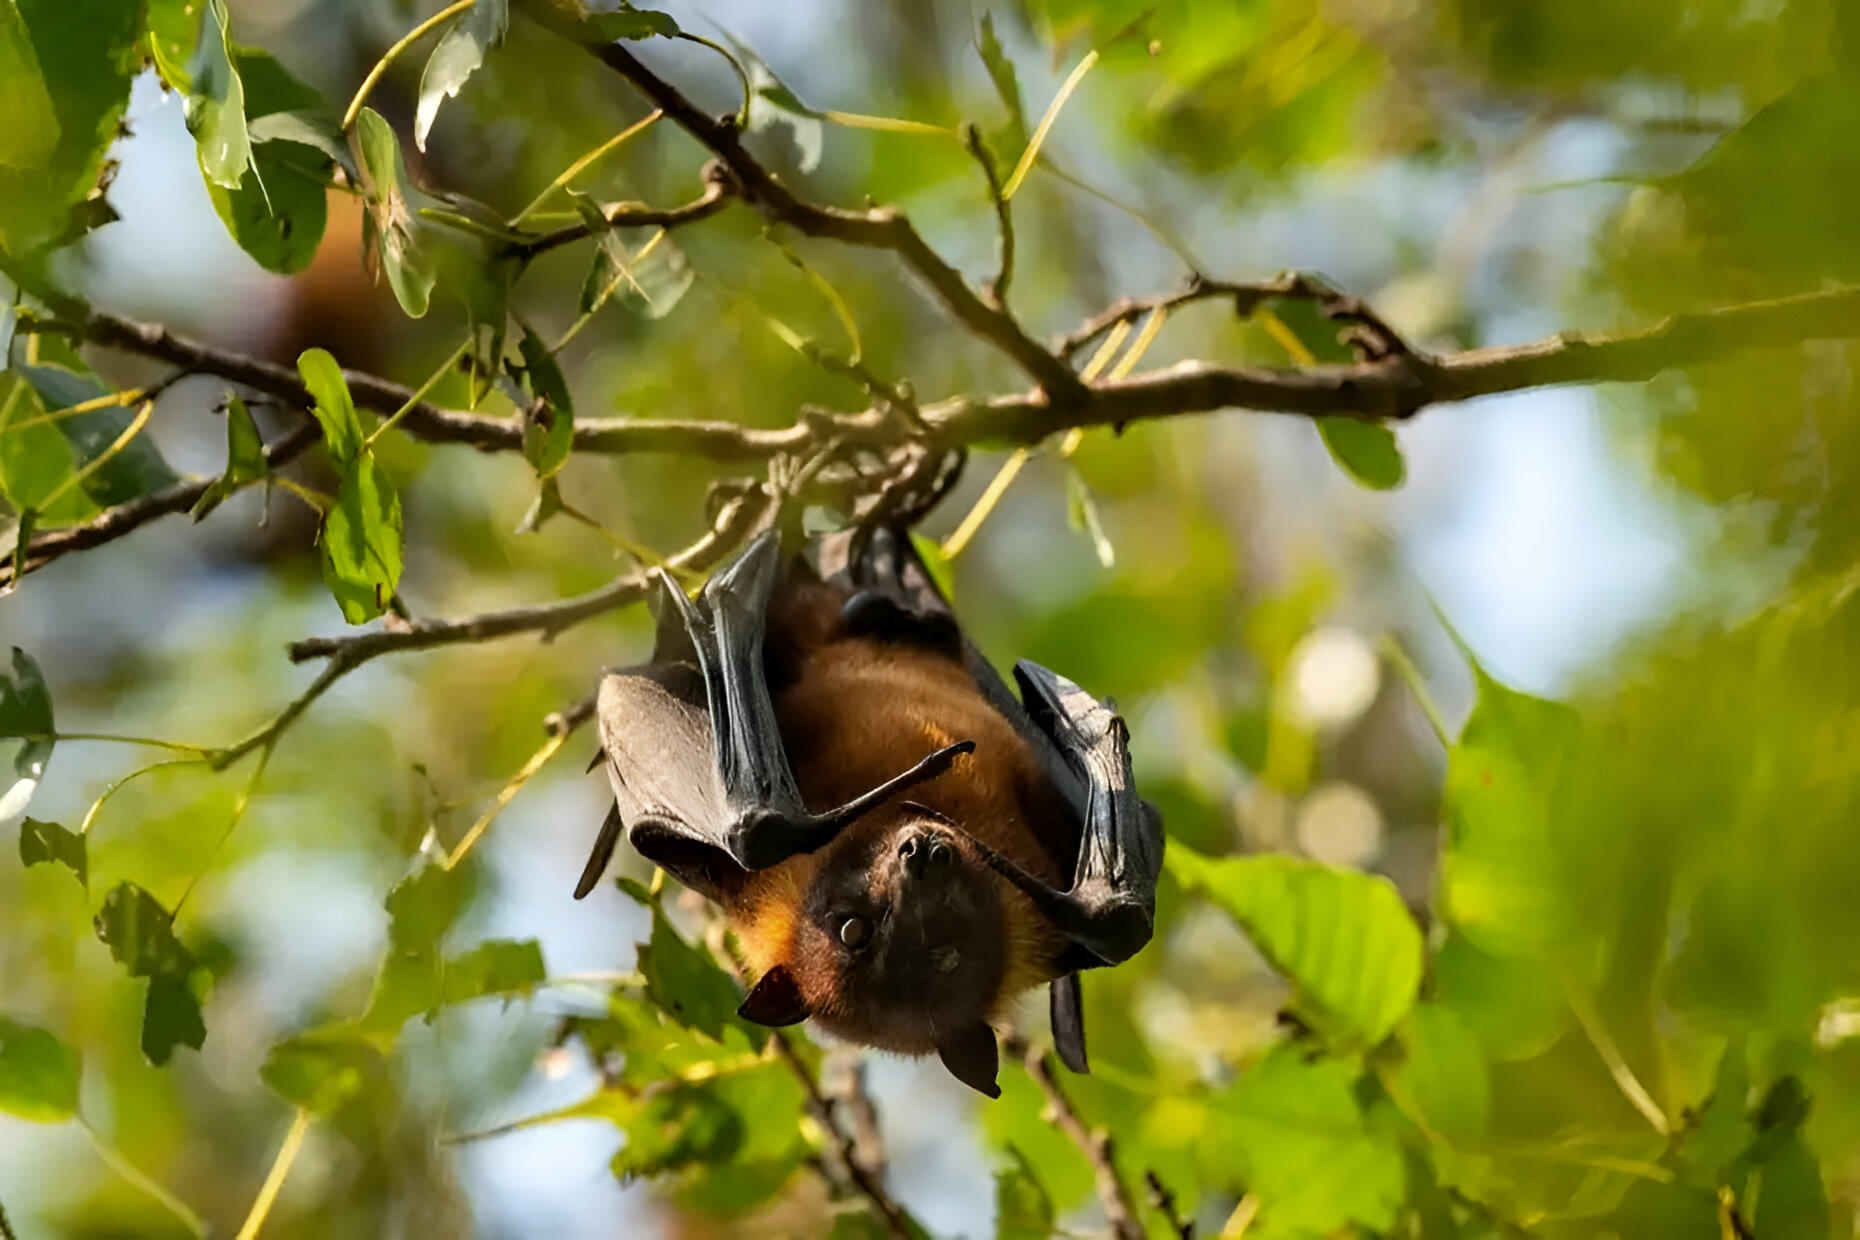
3 0 1859 1237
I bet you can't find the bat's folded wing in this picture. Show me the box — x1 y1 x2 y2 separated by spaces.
578 531 972 902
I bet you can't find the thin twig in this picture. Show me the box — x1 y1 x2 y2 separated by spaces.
1146 1169 1195 1239
517 1 1085 402
512 171 732 258
1021 1044 1144 1240
1 422 319 588
961 122 1014 308
286 489 765 665
826 1050 889 1181
768 1031 912 1240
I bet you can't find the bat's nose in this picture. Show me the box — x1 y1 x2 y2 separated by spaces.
897 831 953 880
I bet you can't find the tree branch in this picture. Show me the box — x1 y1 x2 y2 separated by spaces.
520 3 1085 402
60 310 873 459
511 169 733 259
1021 1044 1145 1240
285 489 766 665
1 422 319 590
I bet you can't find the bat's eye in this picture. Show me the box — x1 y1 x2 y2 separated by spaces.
837 915 871 950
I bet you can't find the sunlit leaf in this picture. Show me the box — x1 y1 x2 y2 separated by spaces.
321 452 402 624
1441 658 1581 959
0 0 140 255
638 906 750 1045
0 1 59 171
415 0 508 151
296 347 364 468
1201 1042 1404 1235
356 107 436 318
190 394 266 521
18 815 85 887
185 0 248 188
145 0 204 91
1169 846 1421 1048
0 1015 80 1122
442 937 544 1004
1393 1002 1488 1142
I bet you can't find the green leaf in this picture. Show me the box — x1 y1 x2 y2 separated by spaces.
910 531 956 602
414 0 508 151
10 506 34 583
0 0 60 171
588 5 680 41
1393 1002 1488 1142
724 36 824 173
4 361 180 511
1429 932 1569 1062
827 1210 890 1240
638 905 749 1044
994 1146 1054 1240
94 883 206 1065
145 0 204 91
1201 1042 1405 1235
384 862 459 956
296 347 364 468
320 452 403 624
356 107 436 318
185 0 249 189
1441 659 1582 959
94 882 192 978
249 109 356 177
1169 847 1422 1048
0 1014 80 1122
1316 417 1405 490
261 1028 381 1113
0 645 54 782
18 815 84 887
206 135 328 273
442 938 545 1005
975 13 1027 152
0 371 94 523
0 0 140 256
191 394 266 521
1064 465 1116 567
231 45 322 118
516 328 573 479
142 973 206 1066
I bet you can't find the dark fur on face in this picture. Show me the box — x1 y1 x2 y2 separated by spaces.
790 815 1006 1054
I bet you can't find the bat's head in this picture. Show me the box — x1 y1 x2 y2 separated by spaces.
736 806 1012 1095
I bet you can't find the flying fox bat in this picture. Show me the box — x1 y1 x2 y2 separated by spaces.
576 526 1162 1097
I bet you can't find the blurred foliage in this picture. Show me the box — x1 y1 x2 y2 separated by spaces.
2 0 1859 1238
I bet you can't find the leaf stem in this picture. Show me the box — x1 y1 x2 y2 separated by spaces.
341 0 478 132
77 1117 206 1238
33 400 154 513
234 1110 313 1240
30 731 214 755
1379 635 1449 749
364 339 470 448
513 109 663 224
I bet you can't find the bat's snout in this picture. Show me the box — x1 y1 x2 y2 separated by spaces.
896 828 955 881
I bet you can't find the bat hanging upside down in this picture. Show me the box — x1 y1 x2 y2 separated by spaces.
575 526 1162 1097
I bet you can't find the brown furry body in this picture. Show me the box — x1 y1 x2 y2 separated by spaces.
729 581 1071 1052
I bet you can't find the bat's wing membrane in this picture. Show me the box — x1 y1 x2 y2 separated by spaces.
579 531 971 901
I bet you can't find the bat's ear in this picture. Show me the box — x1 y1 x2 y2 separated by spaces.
936 1021 1001 1098
737 964 811 1027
